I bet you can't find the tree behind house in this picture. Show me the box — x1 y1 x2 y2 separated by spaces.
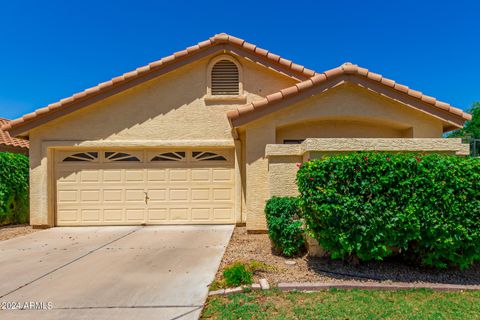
449 102 480 156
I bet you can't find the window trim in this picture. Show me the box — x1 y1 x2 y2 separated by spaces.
206 55 244 101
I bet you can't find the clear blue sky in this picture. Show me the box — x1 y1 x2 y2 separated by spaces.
1 0 479 120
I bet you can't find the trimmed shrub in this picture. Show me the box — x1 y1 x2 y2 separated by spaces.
0 152 29 225
297 152 480 269
265 196 305 257
223 262 253 287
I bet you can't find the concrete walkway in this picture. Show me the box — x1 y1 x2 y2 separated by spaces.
0 225 234 319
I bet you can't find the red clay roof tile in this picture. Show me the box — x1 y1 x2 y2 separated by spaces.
280 86 299 97
0 118 29 149
228 62 472 125
3 33 317 134
394 83 409 93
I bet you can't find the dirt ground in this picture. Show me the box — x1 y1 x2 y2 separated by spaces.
0 224 38 241
215 227 480 287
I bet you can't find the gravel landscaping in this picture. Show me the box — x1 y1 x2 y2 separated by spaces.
214 227 480 288
0 224 38 241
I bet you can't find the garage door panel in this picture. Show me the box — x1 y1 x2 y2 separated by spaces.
125 189 146 202
104 209 124 222
148 189 167 202
147 170 167 182
81 209 102 222
103 189 123 202
191 208 210 220
170 208 189 221
80 190 101 202
191 188 210 201
169 189 189 201
148 209 168 221
57 209 79 223
57 171 78 183
103 170 123 182
56 149 235 226
212 169 233 181
213 208 234 220
125 170 144 182
191 169 210 181
126 209 145 222
169 169 189 181
80 170 101 182
213 188 233 201
58 190 78 203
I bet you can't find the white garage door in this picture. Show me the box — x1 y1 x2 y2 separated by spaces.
55 149 235 226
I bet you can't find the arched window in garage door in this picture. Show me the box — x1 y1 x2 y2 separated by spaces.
151 152 187 162
104 152 141 162
192 151 227 161
62 152 98 162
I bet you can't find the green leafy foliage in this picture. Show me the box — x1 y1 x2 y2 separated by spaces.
297 152 480 269
223 262 253 287
449 102 480 139
265 197 305 257
0 152 29 225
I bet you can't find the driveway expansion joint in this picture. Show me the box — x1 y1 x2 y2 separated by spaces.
0 227 141 299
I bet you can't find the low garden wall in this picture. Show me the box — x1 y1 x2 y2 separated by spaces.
266 138 469 198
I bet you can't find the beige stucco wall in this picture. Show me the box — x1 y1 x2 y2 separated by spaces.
28 53 297 226
268 155 302 197
276 119 411 143
241 84 451 231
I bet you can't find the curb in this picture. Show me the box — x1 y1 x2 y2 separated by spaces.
209 279 269 296
209 280 480 295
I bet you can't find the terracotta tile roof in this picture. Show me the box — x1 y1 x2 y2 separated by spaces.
227 62 472 126
0 118 29 149
2 33 316 135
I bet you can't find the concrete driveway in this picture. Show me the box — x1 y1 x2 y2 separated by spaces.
0 225 233 320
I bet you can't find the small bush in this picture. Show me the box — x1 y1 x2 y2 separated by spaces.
223 262 253 287
0 152 29 225
265 196 305 257
297 152 480 269
246 260 276 273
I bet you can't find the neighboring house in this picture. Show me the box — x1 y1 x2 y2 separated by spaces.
0 118 29 155
2 34 470 231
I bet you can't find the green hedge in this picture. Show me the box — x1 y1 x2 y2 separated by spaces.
0 152 29 225
265 196 305 257
297 152 480 269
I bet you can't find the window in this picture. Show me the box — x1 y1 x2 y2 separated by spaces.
63 152 98 162
151 152 186 162
210 59 240 96
104 152 140 162
192 151 227 161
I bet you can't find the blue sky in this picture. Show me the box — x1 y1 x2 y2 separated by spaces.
0 0 479 120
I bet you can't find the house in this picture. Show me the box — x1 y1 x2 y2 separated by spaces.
0 118 29 155
2 34 470 231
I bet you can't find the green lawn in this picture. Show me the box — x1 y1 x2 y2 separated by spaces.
201 289 480 320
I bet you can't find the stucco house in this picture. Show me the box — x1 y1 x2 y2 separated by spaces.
0 118 29 155
2 33 470 231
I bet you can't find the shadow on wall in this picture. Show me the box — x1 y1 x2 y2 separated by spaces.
275 116 414 143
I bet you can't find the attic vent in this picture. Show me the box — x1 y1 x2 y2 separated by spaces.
211 60 239 95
